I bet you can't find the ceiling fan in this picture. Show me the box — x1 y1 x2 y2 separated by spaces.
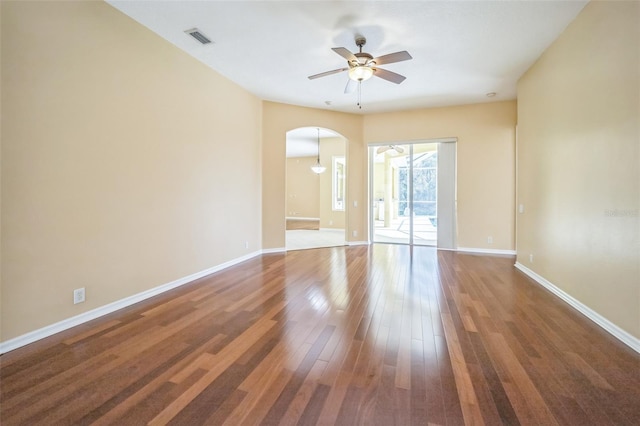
308 36 412 95
377 145 405 154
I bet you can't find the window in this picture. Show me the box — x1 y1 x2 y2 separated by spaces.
333 156 346 211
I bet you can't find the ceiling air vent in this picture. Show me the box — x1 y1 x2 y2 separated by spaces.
185 28 212 45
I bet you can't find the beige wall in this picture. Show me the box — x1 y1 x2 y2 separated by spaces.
286 157 319 218
266 101 515 250
1 2 262 341
262 102 364 249
365 101 517 250
517 1 639 338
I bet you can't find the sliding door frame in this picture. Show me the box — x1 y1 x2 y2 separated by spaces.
368 138 457 248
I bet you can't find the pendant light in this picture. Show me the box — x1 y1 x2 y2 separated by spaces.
311 127 326 174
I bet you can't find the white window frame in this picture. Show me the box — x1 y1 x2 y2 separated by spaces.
332 156 346 211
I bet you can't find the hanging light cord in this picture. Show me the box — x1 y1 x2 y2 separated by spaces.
357 81 362 109
316 127 320 162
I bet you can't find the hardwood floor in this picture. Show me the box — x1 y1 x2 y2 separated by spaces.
1 245 639 425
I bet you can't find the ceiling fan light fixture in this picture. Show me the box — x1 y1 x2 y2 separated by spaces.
348 66 374 82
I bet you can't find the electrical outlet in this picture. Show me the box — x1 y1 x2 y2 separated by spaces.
73 288 85 304
244 241 249 249
519 204 525 214
529 254 534 263
488 236 493 244
352 230 358 237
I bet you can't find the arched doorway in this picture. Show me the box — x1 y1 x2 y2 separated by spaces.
285 127 348 250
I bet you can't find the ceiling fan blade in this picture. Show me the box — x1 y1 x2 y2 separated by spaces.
378 145 405 154
308 67 349 80
344 79 357 94
332 47 357 62
373 68 406 84
371 50 412 66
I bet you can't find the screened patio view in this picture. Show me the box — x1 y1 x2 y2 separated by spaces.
371 143 438 246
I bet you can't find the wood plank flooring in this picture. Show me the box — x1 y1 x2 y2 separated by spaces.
1 244 639 425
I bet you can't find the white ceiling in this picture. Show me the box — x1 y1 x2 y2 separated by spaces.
107 0 588 115
286 127 342 158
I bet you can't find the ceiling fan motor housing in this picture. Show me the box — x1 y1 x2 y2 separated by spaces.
353 52 373 66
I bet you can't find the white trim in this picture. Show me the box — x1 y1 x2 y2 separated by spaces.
514 262 640 354
261 247 286 254
285 217 319 221
0 251 262 355
457 247 517 256
369 137 457 147
332 156 346 212
348 240 370 246
318 228 345 233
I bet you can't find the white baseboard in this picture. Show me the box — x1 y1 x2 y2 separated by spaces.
348 240 370 246
318 228 345 233
0 250 263 355
285 217 319 221
457 247 517 256
514 262 640 354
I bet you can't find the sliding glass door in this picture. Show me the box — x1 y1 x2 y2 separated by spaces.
371 143 411 244
370 140 455 247
411 146 438 245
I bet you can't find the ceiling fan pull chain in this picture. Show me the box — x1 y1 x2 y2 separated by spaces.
357 81 362 109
